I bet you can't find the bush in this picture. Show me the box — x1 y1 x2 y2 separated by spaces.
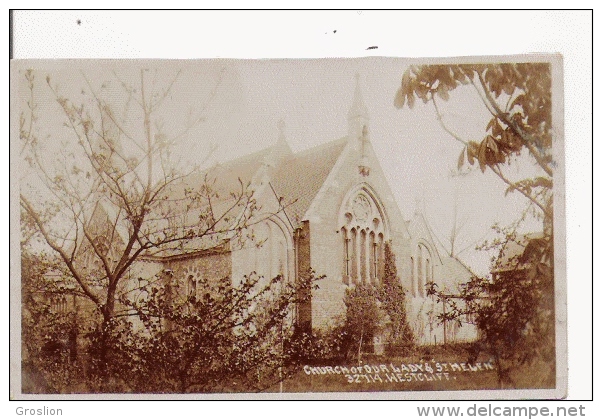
379 242 415 352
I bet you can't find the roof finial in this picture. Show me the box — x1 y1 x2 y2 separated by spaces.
358 124 371 176
263 118 291 168
414 195 424 216
277 119 286 144
348 73 369 120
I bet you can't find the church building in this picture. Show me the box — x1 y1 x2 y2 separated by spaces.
55 76 478 352
125 76 478 346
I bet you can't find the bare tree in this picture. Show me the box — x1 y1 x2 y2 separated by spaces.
19 67 285 382
425 184 477 260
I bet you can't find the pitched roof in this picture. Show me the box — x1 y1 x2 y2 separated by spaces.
186 136 348 228
142 147 274 258
406 211 444 266
184 146 272 200
493 232 545 273
270 137 348 226
150 137 347 257
439 254 476 285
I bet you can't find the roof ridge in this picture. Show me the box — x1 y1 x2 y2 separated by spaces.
270 137 348 226
286 136 348 158
215 144 275 168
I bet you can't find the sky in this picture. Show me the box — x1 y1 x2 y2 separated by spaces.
16 58 547 276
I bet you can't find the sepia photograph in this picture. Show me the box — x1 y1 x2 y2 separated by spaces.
12 56 565 398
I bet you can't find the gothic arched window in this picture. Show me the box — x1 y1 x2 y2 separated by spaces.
417 249 423 297
50 295 68 313
350 228 358 281
369 231 376 280
417 243 433 297
339 187 388 285
377 233 384 282
250 219 290 283
410 257 416 296
187 274 197 300
342 227 351 284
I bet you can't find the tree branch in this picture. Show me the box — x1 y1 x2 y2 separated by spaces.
432 94 468 146
490 165 550 217
20 195 101 308
476 72 553 177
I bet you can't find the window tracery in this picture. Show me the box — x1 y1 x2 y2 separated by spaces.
340 188 388 285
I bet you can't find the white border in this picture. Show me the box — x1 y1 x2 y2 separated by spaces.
4 6 595 418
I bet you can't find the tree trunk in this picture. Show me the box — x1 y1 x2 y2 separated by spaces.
95 304 115 381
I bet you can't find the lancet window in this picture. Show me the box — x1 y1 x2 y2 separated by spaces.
414 243 433 297
340 188 388 285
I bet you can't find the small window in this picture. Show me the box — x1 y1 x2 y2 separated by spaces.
187 275 197 299
417 249 423 297
342 227 350 278
51 295 68 313
410 257 415 296
372 242 378 282
416 243 434 297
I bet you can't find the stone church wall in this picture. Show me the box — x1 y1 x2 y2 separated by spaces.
306 143 411 330
167 251 232 287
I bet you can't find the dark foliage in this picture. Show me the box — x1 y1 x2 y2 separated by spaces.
397 63 555 388
81 270 321 393
427 234 554 387
378 242 414 352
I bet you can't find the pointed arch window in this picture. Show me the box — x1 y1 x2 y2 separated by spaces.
416 243 433 298
342 227 351 284
51 295 68 313
339 187 388 285
377 233 384 282
350 228 358 282
417 249 424 297
360 230 367 282
411 257 416 296
370 231 376 281
187 275 197 300
251 219 291 283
